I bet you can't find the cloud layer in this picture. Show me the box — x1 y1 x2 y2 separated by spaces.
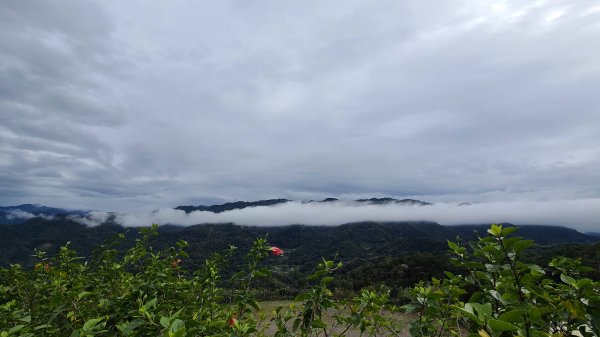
1 1 600 211
81 199 600 232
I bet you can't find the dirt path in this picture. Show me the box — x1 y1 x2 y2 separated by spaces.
258 301 413 337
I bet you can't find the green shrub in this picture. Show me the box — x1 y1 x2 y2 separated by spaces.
2 223 598 336
404 223 600 337
0 224 401 336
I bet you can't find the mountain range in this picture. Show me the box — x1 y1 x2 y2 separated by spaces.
0 204 89 224
174 197 432 213
1 198 433 225
1 215 597 268
2 200 599 297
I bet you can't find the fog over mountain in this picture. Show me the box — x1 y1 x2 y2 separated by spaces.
1 1 599 213
54 198 597 232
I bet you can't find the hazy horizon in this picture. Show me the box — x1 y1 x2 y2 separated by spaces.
4 198 599 232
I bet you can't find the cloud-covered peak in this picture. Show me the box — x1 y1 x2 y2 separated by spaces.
69 198 600 232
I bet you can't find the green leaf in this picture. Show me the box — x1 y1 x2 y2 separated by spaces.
82 318 103 331
160 316 170 328
311 319 327 329
528 307 542 321
488 319 519 333
168 325 187 337
498 309 526 324
488 224 502 236
489 290 503 303
18 315 31 323
322 276 334 285
513 239 534 253
170 319 185 332
565 300 586 319
458 304 482 325
470 302 493 322
560 273 576 286
249 299 260 310
501 226 518 237
77 291 93 300
8 325 25 334
33 324 51 331
116 319 144 334
527 264 545 276
575 278 592 289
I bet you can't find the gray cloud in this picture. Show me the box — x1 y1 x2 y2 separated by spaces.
78 199 600 232
5 209 36 221
1 1 600 215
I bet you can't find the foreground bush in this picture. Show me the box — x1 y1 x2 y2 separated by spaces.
1 223 598 336
0 225 402 336
405 224 600 337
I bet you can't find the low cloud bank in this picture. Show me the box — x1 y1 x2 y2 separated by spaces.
5 210 36 220
75 211 113 227
79 199 600 232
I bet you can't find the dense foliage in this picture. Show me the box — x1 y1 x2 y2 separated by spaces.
0 225 403 336
2 218 598 301
1 223 599 336
405 224 600 336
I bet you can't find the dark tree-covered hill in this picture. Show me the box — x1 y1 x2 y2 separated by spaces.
1 217 598 299
2 217 597 268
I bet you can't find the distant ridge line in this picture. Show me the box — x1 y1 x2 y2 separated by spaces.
175 197 432 213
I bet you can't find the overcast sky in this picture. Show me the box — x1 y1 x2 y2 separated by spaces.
1 1 600 219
